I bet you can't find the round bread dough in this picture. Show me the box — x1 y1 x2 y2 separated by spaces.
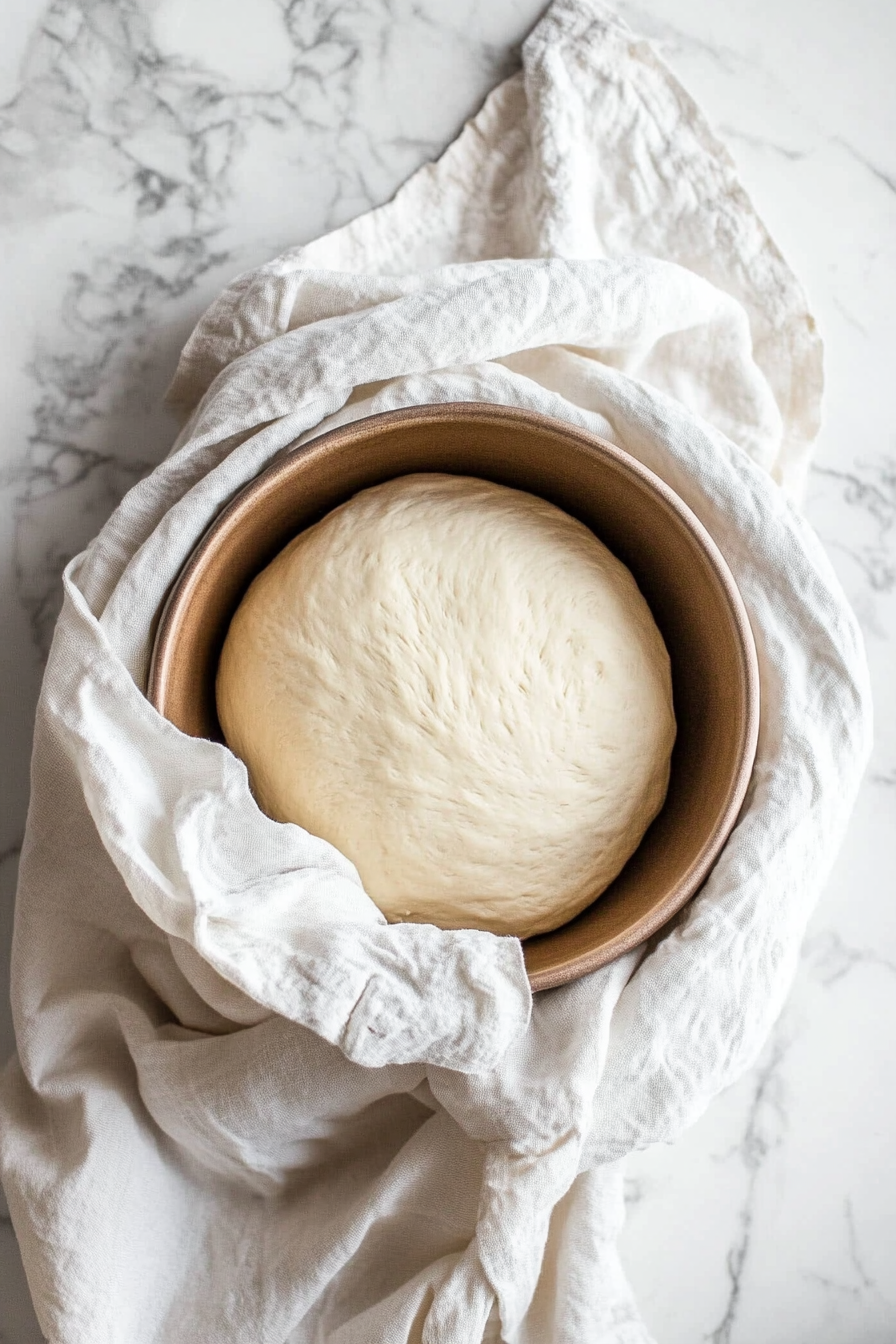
216 474 676 939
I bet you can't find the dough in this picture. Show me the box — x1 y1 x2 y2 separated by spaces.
216 474 676 939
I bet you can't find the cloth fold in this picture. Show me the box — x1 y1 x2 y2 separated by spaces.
1 3 870 1342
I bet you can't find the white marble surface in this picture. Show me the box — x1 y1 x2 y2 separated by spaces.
1 0 894 1340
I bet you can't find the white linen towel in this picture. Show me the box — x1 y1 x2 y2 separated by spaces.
0 3 871 1341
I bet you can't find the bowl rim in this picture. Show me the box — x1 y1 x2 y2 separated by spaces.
148 401 760 990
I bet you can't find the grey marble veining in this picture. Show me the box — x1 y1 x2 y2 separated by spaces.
1 0 539 663
1 1 894 1340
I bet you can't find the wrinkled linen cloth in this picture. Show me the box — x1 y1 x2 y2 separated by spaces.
0 3 872 1342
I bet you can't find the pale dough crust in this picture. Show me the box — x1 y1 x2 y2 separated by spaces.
216 474 676 938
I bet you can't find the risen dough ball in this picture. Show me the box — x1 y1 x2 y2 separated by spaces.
216 474 675 939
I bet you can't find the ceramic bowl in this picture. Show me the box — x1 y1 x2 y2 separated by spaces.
148 402 759 990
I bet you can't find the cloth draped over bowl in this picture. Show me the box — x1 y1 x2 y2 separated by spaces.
0 2 871 1342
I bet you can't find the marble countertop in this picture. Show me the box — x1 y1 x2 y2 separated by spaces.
1 1 894 1340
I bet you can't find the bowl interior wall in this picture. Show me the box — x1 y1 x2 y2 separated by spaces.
150 409 756 990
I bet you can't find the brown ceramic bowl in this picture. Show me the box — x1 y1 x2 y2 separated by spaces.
149 402 759 991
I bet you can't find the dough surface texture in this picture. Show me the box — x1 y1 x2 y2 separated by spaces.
216 474 676 939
